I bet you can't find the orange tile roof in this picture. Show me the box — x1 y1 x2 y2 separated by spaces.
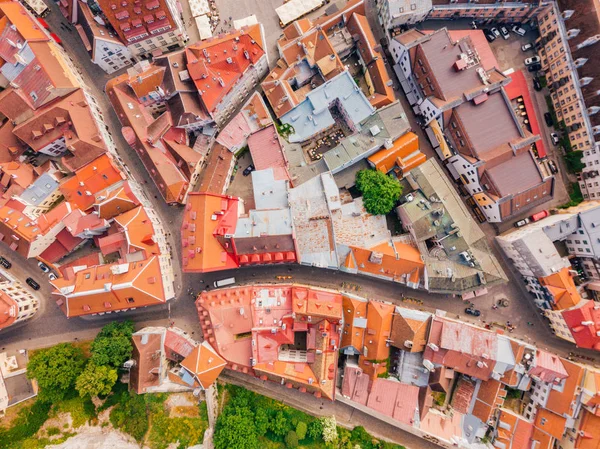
368 132 423 174
534 408 567 440
180 341 226 389
126 65 166 101
344 240 424 286
495 409 534 449
130 331 162 394
576 410 600 449
346 13 394 109
341 295 367 352
389 309 431 352
51 256 165 317
539 267 582 310
186 26 265 113
0 161 34 189
0 290 17 330
359 301 394 380
0 2 47 41
546 359 584 417
59 154 125 211
181 192 239 273
94 181 140 219
112 205 159 258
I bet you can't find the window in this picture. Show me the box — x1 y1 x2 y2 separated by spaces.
126 297 135 304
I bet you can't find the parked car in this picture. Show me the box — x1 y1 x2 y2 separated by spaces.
524 55 541 66
484 29 496 42
470 21 478 30
38 261 50 273
544 112 553 127
465 307 481 317
514 217 531 228
0 256 11 269
48 273 57 281
548 159 559 174
512 25 527 36
528 63 542 73
550 132 560 145
521 43 533 52
533 78 542 91
491 27 500 38
26 278 40 290
531 210 549 222
500 26 510 40
242 164 255 176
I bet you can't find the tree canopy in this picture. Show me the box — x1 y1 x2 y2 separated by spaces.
90 320 135 368
355 170 402 215
214 408 260 449
76 363 118 398
26 343 86 403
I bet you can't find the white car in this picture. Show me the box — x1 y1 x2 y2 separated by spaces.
48 273 57 281
500 26 510 40
521 43 533 52
491 27 500 38
512 25 526 36
524 56 541 66
550 132 560 146
38 261 50 273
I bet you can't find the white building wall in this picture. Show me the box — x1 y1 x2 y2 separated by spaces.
127 30 183 59
0 279 39 324
377 0 432 30
38 137 67 156
94 38 134 74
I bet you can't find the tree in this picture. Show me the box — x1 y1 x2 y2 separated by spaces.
307 419 323 440
321 416 338 444
285 430 299 448
255 408 270 436
270 411 289 438
355 169 402 215
26 343 86 403
90 320 135 368
76 362 118 397
214 408 259 449
296 421 307 440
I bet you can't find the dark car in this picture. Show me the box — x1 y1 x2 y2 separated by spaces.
544 112 553 127
242 164 255 176
465 307 481 317
484 29 496 42
26 277 40 290
0 256 11 269
533 78 542 92
548 159 559 174
528 63 542 72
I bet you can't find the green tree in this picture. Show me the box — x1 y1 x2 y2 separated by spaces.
270 411 289 438
307 419 323 441
296 421 307 440
255 408 270 436
321 416 338 444
285 430 299 448
90 320 135 368
564 150 585 173
214 408 259 449
76 363 118 397
27 343 86 403
355 169 402 215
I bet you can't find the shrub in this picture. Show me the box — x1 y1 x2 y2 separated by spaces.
307 419 323 440
76 362 118 398
109 391 149 441
0 401 51 443
356 169 402 215
214 408 259 449
270 410 290 438
285 430 299 448
296 421 307 440
321 416 338 444
564 150 585 173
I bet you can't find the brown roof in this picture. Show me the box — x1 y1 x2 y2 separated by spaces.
485 151 544 197
131 332 162 394
390 309 431 352
196 143 234 194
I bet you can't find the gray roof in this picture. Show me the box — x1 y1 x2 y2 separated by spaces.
485 151 543 197
251 168 289 210
323 101 410 173
18 173 58 206
398 159 507 294
281 71 375 143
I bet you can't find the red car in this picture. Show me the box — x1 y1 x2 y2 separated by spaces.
531 210 549 222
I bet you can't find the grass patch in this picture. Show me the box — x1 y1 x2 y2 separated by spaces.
538 75 547 88
46 427 61 437
51 391 97 428
560 182 584 209
0 401 51 448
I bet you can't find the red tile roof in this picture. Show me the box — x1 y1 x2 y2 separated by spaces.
366 378 420 425
562 299 600 350
186 26 265 113
529 349 569 384
247 125 291 183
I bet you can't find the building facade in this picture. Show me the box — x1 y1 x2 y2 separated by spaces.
0 277 40 330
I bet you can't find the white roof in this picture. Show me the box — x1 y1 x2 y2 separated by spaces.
275 0 324 26
195 15 213 40
233 15 258 30
188 0 210 17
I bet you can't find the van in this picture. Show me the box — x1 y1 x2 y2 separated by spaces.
214 277 236 288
